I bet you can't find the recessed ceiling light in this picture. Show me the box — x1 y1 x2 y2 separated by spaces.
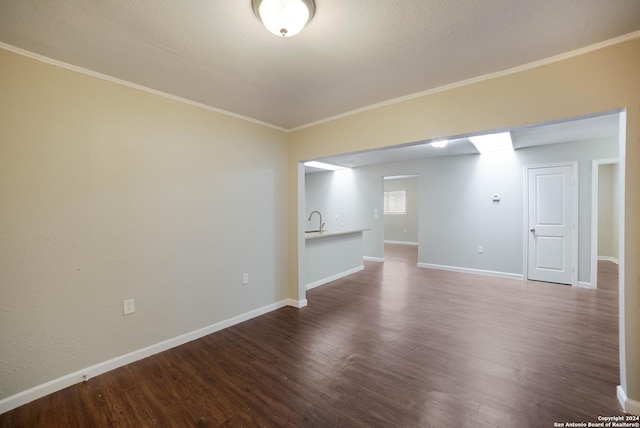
304 161 347 171
469 132 513 153
252 0 315 37
431 140 448 148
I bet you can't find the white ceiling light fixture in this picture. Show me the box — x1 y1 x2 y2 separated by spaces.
304 161 347 171
431 140 448 148
469 132 514 154
252 0 315 37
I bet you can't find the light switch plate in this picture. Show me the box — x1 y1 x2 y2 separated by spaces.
123 299 135 315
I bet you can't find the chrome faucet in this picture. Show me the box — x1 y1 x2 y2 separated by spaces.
308 210 325 233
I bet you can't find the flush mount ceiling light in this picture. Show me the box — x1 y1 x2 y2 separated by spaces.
252 0 315 37
469 132 514 154
304 161 347 171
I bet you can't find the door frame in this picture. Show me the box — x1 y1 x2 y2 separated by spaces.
590 158 620 289
523 161 579 286
382 174 419 248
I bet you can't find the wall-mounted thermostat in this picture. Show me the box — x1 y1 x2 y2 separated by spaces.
492 193 501 201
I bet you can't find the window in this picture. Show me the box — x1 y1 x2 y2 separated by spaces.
384 190 407 214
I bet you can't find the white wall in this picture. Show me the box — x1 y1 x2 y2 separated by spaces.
305 233 364 287
0 49 289 402
383 177 419 244
316 138 617 282
519 139 618 282
305 163 424 261
418 150 523 275
304 169 368 232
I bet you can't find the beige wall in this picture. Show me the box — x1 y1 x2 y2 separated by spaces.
0 49 290 400
289 37 640 403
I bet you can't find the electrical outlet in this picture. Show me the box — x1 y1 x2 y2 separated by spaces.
242 273 249 285
123 299 135 315
478 246 484 254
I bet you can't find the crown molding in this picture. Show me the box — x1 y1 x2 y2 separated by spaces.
0 42 288 133
290 30 640 133
2 28 639 134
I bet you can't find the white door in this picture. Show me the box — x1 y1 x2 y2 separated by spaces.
527 165 575 285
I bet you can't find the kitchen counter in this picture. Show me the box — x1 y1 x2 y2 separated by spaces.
304 228 370 290
305 228 370 240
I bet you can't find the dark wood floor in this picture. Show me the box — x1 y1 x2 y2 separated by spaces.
1 244 623 427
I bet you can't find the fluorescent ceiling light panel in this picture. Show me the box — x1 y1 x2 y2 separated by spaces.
384 174 418 180
469 132 513 153
431 140 448 148
304 161 347 171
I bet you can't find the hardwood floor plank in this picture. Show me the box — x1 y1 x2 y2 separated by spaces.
0 244 625 427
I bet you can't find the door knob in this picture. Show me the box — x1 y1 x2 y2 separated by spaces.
530 228 536 233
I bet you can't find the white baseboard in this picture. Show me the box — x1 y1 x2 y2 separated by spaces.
384 240 418 246
305 265 364 290
598 256 620 264
286 298 308 308
418 263 524 280
0 298 295 415
577 281 595 289
618 385 627 412
618 385 640 416
363 256 385 263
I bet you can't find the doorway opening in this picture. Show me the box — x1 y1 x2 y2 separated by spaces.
382 175 419 261
297 110 627 406
590 159 620 289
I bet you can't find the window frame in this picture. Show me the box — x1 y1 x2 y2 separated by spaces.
384 190 407 215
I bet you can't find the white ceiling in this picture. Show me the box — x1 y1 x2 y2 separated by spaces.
1 1 639 130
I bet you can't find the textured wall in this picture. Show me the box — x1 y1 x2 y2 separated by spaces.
0 49 289 400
